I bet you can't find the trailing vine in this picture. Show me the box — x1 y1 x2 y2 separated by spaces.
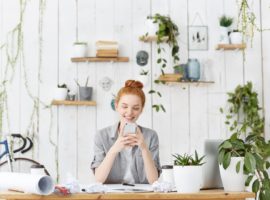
0 0 58 181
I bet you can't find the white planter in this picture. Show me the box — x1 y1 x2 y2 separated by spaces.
145 18 158 36
54 88 68 100
173 165 202 193
219 26 230 44
219 157 246 191
137 74 149 87
230 32 243 44
73 43 87 57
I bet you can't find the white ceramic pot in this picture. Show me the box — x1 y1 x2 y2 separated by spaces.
145 18 158 36
219 157 246 191
219 26 230 44
73 43 87 57
173 165 202 193
54 88 68 100
230 32 243 44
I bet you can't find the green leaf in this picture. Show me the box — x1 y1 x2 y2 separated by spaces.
157 58 162 63
244 152 256 173
222 141 232 149
266 161 270 169
158 48 161 54
223 152 231 169
157 92 162 97
219 107 224 113
236 161 241 173
160 104 166 112
245 175 253 186
148 90 155 94
218 149 225 164
252 179 260 194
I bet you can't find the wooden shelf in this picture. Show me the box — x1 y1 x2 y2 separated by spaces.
71 57 129 62
159 80 215 85
139 35 169 42
51 100 96 106
216 44 246 50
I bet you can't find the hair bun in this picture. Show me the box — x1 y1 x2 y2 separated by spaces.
125 80 143 89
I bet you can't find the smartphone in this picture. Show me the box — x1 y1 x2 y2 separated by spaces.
123 122 137 135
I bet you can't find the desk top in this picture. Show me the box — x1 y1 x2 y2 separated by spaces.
0 190 255 200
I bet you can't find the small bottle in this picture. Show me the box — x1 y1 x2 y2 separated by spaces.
31 164 46 176
161 165 174 184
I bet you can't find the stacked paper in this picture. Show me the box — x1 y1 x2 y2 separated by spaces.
96 41 119 57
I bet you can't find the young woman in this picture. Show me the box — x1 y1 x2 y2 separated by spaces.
91 80 161 184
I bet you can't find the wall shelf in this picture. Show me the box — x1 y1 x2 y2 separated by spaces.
216 44 246 50
159 80 215 86
71 57 129 62
139 35 169 42
51 100 96 106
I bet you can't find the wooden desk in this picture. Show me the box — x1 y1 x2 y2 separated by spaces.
0 190 255 200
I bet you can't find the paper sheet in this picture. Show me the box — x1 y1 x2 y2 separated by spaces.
0 172 55 195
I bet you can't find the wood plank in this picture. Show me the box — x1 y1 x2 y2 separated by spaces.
51 100 96 106
215 44 246 50
0 190 255 200
139 35 169 42
71 57 129 62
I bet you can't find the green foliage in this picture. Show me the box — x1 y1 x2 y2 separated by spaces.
57 84 67 88
219 15 233 27
219 82 270 199
145 14 180 113
173 151 205 166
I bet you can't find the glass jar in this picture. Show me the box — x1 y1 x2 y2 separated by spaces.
187 58 200 81
161 165 174 184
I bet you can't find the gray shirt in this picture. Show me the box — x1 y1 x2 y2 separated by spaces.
91 123 161 184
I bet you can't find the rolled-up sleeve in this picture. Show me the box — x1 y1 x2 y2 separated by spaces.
149 132 162 177
90 131 105 173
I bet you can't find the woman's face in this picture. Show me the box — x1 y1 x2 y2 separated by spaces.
116 94 143 124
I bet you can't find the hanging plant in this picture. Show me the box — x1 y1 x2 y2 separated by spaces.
142 14 180 112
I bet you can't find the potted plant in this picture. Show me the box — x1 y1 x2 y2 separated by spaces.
142 13 180 112
137 69 149 87
218 82 270 199
219 15 233 44
72 42 88 57
54 84 68 100
173 151 205 193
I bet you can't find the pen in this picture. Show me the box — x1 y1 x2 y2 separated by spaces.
122 183 135 186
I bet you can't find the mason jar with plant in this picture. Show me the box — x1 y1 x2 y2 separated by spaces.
219 15 233 44
173 151 205 193
218 82 270 199
142 13 180 112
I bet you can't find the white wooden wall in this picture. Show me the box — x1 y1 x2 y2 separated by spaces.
0 0 270 184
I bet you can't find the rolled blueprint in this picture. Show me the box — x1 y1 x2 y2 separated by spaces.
0 172 54 195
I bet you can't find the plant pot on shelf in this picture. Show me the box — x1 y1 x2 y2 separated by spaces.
73 42 88 57
79 86 93 101
145 18 158 36
219 157 246 192
54 88 68 100
230 31 243 44
219 26 230 44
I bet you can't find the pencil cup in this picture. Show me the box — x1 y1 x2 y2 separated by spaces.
79 86 93 101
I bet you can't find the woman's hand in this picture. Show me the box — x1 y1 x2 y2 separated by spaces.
125 127 147 150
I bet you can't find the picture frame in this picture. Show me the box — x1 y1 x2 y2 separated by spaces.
188 26 208 50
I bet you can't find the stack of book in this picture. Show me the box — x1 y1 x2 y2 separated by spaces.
96 41 119 57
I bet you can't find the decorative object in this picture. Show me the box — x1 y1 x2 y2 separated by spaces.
218 82 270 198
98 77 113 92
161 165 174 184
188 26 208 50
136 50 149 66
187 58 200 81
110 94 116 111
79 87 93 101
219 15 233 44
173 151 205 193
72 42 88 57
54 84 68 100
229 30 243 44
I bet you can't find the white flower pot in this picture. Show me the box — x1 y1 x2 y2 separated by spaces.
137 74 149 87
230 32 243 44
173 165 202 193
73 43 87 57
219 26 230 44
145 18 158 36
219 157 246 191
54 88 68 100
